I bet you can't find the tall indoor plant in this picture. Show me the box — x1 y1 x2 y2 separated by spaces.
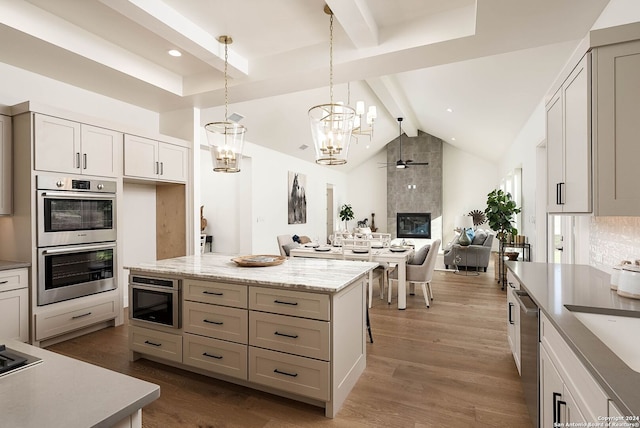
338 204 354 231
484 189 521 241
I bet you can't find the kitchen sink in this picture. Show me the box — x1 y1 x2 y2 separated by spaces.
566 307 640 373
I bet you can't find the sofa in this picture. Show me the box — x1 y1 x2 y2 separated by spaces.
443 229 494 272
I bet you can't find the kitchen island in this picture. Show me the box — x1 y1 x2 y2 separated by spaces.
506 262 640 421
0 339 160 428
126 253 377 418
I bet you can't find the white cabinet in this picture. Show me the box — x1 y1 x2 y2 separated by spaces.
34 114 121 177
593 39 640 216
506 271 521 374
123 134 187 182
539 312 608 427
0 268 29 342
0 114 11 215
546 53 591 213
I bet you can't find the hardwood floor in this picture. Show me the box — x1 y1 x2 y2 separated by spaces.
48 268 531 427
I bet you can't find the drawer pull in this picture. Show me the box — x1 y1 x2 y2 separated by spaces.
72 312 92 320
0 280 8 284
203 352 223 360
203 290 224 296
203 319 224 325
274 331 299 339
274 299 298 306
274 368 298 378
144 340 162 347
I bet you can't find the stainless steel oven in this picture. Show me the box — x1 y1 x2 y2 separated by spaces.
38 242 116 306
37 175 116 247
129 275 181 329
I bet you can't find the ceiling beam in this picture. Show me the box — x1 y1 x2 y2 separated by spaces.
100 0 248 77
325 0 378 48
366 76 419 137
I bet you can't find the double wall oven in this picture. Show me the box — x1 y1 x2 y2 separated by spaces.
37 175 117 306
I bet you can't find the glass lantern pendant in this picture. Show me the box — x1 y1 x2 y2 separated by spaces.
205 35 246 173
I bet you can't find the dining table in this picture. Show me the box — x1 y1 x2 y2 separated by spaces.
289 245 415 310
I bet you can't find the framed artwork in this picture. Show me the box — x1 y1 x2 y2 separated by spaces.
288 171 307 224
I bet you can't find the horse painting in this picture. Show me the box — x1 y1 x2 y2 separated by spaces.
288 172 307 224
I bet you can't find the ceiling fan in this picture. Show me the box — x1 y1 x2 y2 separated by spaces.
380 118 429 169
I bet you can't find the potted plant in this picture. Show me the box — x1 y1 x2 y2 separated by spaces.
338 204 354 231
484 189 521 241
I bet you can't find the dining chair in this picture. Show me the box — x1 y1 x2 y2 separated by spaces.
388 239 441 308
341 239 387 309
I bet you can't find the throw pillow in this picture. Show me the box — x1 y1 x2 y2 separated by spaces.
465 228 475 243
409 244 430 265
282 242 300 257
471 229 488 246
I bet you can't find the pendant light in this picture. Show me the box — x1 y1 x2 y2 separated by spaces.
308 5 356 165
205 35 246 173
348 82 376 140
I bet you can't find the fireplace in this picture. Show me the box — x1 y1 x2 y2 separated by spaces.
397 213 431 239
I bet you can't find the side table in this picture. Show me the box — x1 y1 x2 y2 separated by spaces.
453 245 479 276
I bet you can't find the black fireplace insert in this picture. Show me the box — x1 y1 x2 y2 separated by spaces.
397 213 431 239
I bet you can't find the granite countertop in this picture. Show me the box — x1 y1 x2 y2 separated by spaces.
506 261 640 417
0 260 31 271
0 339 160 428
126 253 378 293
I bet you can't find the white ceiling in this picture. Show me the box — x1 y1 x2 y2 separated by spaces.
0 0 611 170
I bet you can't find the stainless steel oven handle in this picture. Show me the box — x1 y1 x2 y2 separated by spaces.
41 191 116 199
42 243 116 255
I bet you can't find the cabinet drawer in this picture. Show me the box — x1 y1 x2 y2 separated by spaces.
184 301 248 343
184 279 248 308
183 333 247 380
249 311 330 361
35 297 117 341
506 270 521 291
0 288 29 342
249 287 330 321
0 268 28 293
129 325 182 363
249 347 329 401
540 312 608 421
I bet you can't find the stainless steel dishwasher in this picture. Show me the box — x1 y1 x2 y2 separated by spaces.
514 289 539 428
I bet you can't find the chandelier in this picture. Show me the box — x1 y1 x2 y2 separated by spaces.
348 82 377 140
308 5 356 165
205 35 246 173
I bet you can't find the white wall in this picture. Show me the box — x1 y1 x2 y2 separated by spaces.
345 150 387 233
200 141 349 256
0 62 158 131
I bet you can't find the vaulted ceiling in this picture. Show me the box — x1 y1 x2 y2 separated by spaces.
0 0 611 170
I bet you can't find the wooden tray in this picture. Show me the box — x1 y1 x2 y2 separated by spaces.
231 254 286 267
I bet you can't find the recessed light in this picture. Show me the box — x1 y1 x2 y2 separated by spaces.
451 137 456 141
446 108 453 113
168 49 182 57
366 145 370 149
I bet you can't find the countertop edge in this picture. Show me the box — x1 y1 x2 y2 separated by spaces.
0 260 31 271
506 262 639 417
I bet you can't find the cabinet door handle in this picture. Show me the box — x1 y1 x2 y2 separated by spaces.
203 290 223 296
508 302 514 325
144 340 162 347
71 311 92 320
553 392 562 424
155 161 159 175
0 280 8 285
274 331 299 339
274 299 298 306
203 319 223 325
160 162 164 175
274 368 298 377
508 281 516 289
557 398 566 424
557 182 565 205
83 153 87 169
203 352 223 360
76 152 81 169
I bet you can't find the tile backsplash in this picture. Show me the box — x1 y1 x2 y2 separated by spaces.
590 217 640 272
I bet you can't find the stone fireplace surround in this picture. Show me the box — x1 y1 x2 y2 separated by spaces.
387 130 443 243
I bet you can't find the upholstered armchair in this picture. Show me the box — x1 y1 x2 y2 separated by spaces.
443 230 494 272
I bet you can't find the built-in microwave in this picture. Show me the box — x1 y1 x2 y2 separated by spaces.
129 275 181 329
37 175 117 247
